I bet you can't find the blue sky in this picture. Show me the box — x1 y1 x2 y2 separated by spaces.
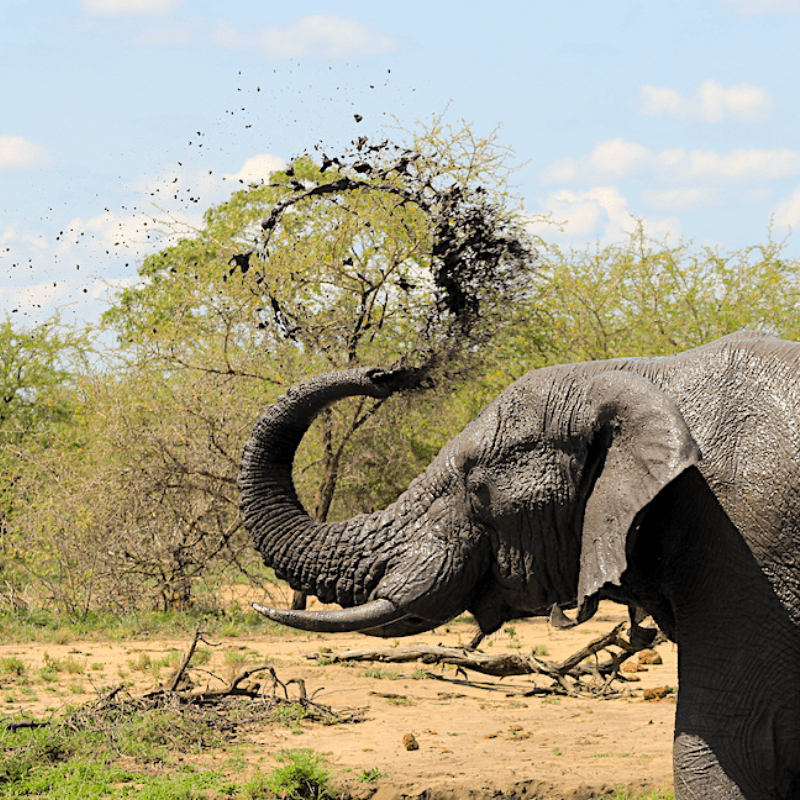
3 0 800 326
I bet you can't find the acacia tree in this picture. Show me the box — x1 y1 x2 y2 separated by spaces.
84 121 537 610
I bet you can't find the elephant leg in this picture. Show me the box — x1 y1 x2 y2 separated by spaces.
674 734 746 799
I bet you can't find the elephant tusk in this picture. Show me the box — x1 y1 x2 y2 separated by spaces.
549 603 580 629
251 598 410 633
549 595 599 630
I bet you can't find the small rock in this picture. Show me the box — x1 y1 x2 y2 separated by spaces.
644 686 673 701
638 648 663 665
402 732 419 751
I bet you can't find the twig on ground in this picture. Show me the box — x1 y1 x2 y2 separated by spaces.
5 632 366 738
168 628 219 691
305 622 666 699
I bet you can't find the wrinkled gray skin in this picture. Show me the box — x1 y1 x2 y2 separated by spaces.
239 332 800 799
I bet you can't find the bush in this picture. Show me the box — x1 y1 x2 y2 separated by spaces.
266 749 336 800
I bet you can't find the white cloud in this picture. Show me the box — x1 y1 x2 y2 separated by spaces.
722 0 800 14
773 187 800 229
13 281 71 312
61 207 198 262
225 154 286 184
81 0 183 15
1 223 48 249
0 136 54 172
639 80 773 122
540 139 650 184
210 15 398 59
641 188 720 211
680 148 800 181
527 186 683 245
539 139 800 186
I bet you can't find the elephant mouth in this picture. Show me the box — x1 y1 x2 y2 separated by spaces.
250 597 445 637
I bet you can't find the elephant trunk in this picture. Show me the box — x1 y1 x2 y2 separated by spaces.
238 367 419 616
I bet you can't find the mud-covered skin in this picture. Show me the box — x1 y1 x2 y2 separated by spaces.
239 332 800 799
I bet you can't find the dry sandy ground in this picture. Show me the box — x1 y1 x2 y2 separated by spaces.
0 601 678 799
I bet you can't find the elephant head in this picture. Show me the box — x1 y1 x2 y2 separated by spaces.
238 364 701 637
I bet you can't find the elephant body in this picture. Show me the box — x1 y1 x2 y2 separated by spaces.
239 331 800 799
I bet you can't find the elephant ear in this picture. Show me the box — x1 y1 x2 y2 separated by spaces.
576 371 701 612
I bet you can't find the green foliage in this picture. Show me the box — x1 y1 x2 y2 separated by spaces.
0 119 534 616
357 767 387 782
266 749 336 800
0 752 227 800
514 225 800 368
0 315 84 447
363 668 401 680
272 702 313 730
0 316 91 614
3 116 800 619
0 605 272 645
0 657 25 677
0 705 225 798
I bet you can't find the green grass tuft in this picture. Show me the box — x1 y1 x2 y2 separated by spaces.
266 749 335 800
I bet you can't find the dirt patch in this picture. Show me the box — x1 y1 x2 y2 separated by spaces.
0 601 676 798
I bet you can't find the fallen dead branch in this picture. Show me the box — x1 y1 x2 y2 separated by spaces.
307 623 666 699
5 628 367 737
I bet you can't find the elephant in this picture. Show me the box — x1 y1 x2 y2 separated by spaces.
238 331 800 799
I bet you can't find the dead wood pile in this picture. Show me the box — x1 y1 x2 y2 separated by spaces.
5 629 366 738
307 623 666 699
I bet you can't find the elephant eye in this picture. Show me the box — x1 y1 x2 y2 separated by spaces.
467 474 492 514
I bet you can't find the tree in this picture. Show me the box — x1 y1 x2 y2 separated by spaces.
495 224 800 374
0 316 88 611
0 316 80 445
86 120 537 609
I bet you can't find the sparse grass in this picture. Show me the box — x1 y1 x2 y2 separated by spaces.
224 648 251 669
0 656 26 677
0 704 228 798
126 652 153 672
363 668 401 680
386 695 412 706
272 702 313 730
126 650 183 683
0 603 675 800
357 767 387 782
266 748 336 800
45 654 85 675
0 606 278 645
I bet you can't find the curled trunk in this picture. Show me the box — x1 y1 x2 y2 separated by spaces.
238 367 418 608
